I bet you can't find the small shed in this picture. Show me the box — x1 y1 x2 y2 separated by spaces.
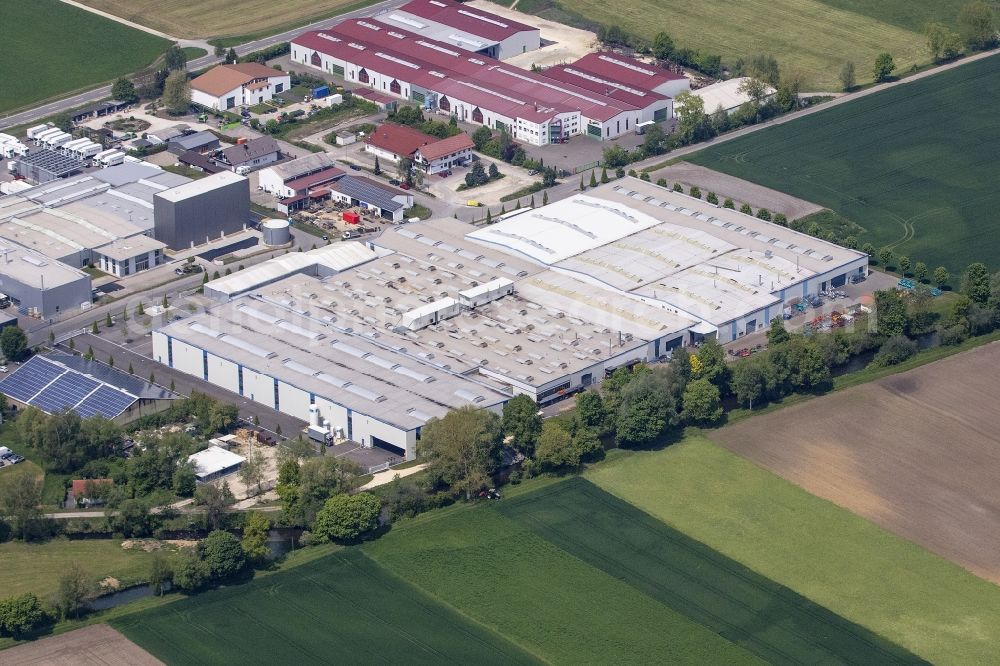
187 445 245 482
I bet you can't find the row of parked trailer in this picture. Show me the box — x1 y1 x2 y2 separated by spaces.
0 133 28 159
23 123 124 167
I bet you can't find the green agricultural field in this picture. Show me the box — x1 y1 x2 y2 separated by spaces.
365 504 759 664
79 0 378 40
0 539 169 600
690 54 1000 275
114 549 536 664
0 0 170 114
585 435 1000 665
516 0 966 89
499 477 921 664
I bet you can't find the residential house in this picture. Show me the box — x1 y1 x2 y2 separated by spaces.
218 136 281 173
191 63 291 111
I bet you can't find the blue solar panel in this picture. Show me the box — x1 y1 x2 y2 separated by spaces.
30 373 100 414
0 357 65 403
74 385 135 419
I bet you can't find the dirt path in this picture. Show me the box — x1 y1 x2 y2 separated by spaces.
2 624 162 665
714 341 1000 585
58 0 176 40
647 162 823 219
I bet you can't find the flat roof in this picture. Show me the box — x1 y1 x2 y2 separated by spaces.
0 239 87 289
160 297 510 431
690 77 776 113
95 233 166 260
206 241 379 298
469 179 864 325
155 170 246 202
188 445 245 478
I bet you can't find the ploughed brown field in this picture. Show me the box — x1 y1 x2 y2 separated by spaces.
714 342 1000 584
2 624 162 665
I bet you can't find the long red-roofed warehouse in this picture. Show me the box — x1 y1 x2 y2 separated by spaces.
292 16 684 145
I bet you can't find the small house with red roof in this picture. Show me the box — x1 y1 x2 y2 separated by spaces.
68 478 113 508
365 123 474 174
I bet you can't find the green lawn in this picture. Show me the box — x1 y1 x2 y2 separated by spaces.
181 46 207 60
364 503 759 664
114 549 538 664
0 539 168 600
515 0 965 89
585 434 1000 665
689 54 1000 276
0 0 170 113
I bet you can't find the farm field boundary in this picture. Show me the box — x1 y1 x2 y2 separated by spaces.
689 53 1000 275
0 0 170 114
78 0 379 40
586 434 1000 664
112 549 537 664
499 477 922 665
714 341 1000 586
364 503 759 664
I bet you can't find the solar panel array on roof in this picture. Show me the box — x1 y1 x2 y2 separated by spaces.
0 357 64 402
75 386 137 419
31 373 99 414
0 355 145 419
331 176 405 212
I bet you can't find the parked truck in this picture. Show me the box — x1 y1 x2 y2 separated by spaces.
307 424 333 446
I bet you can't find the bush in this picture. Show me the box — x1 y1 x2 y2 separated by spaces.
739 203 753 215
656 178 667 187
0 593 49 637
723 198 735 209
706 191 718 204
756 208 773 221
689 185 702 199
868 335 918 368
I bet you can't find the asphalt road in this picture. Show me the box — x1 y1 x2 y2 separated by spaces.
0 0 406 130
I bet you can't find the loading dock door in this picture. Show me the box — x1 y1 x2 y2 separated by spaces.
371 436 405 457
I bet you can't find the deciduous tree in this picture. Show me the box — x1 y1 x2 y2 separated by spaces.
0 593 48 637
0 470 42 541
313 492 381 541
934 266 950 288
501 394 542 456
200 529 245 579
241 511 271 564
958 1 997 50
0 326 27 361
162 69 191 115
873 53 896 83
111 78 137 103
682 378 723 424
419 406 502 499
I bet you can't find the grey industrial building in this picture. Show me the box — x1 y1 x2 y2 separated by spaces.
153 171 250 249
156 179 868 459
0 239 91 317
0 162 253 315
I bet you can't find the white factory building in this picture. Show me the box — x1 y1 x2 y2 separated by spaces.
153 179 866 459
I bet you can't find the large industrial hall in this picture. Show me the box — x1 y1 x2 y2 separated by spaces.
152 179 866 459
